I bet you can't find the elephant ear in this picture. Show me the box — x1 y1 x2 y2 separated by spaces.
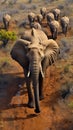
10 39 31 67
42 39 59 69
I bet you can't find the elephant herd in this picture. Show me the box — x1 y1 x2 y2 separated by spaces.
2 7 70 38
27 7 70 39
10 6 70 113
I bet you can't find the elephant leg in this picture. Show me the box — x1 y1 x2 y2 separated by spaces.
7 21 9 29
61 22 64 34
53 31 55 39
52 32 54 39
50 28 54 39
3 17 7 30
54 29 57 39
56 15 58 21
24 69 34 108
39 73 44 100
65 26 67 37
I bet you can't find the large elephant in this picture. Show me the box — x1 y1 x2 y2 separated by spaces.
10 28 59 113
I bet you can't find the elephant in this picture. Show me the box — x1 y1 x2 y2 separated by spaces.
28 12 36 28
10 28 59 113
52 8 61 21
46 12 55 24
3 14 11 30
36 14 43 24
49 20 60 39
60 16 69 36
40 7 47 19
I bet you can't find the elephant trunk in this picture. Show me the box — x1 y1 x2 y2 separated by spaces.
32 55 40 113
28 49 41 113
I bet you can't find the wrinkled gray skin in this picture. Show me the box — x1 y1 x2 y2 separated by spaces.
60 16 69 36
10 28 59 113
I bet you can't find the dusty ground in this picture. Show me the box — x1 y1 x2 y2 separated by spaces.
0 0 73 130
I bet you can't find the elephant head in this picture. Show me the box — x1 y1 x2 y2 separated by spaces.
10 28 59 113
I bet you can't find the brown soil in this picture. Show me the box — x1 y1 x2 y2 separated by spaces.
0 1 73 130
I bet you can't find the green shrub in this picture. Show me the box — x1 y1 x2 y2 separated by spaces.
0 30 17 41
64 64 70 73
0 30 17 47
68 101 73 108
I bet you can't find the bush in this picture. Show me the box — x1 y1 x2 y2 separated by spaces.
0 30 17 47
68 101 73 108
64 64 70 73
0 30 17 41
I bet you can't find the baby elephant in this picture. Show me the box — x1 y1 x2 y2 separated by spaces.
3 14 11 30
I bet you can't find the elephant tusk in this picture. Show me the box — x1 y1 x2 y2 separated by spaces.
27 71 30 77
41 70 44 78
40 63 44 78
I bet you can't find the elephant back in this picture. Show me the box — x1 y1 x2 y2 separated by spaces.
31 28 48 45
3 14 11 22
49 20 60 29
61 16 69 24
22 28 48 47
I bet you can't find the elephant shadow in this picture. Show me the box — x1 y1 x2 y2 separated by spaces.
1 113 38 122
0 72 27 110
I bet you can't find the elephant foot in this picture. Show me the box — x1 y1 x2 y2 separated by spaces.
39 95 44 101
35 109 40 113
27 101 34 108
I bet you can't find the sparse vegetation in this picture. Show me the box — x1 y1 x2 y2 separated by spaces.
0 57 11 73
0 30 17 47
68 101 73 108
64 64 70 73
28 0 32 3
